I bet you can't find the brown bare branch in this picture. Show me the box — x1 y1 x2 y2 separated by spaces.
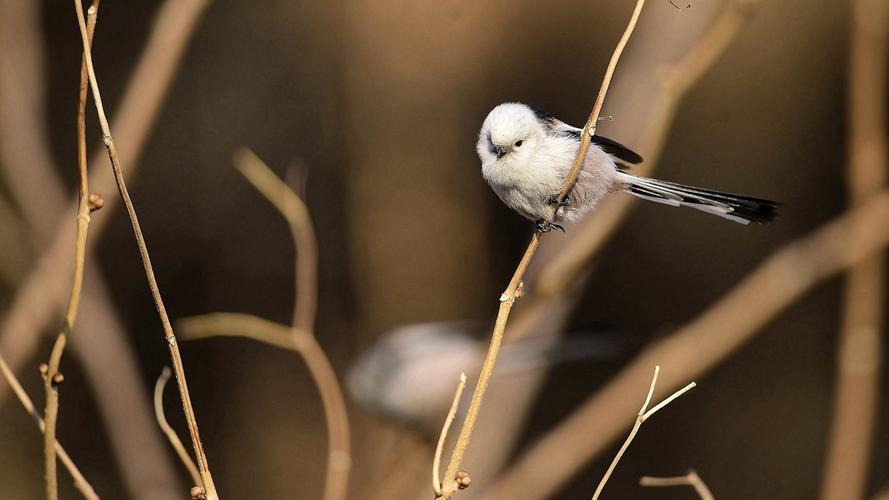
42 3 99 497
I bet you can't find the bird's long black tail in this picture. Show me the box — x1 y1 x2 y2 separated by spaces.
620 174 779 224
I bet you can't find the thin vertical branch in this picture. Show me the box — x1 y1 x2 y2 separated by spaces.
71 1 217 498
436 2 646 497
232 149 350 500
820 1 888 498
43 3 99 498
640 470 714 500
154 367 202 487
433 373 467 496
591 367 695 500
0 352 98 500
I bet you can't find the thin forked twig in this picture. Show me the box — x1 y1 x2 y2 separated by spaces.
71 1 217 498
154 367 202 487
433 373 467 496
0 352 98 500
43 3 99 498
591 366 695 500
640 470 714 500
436 2 647 497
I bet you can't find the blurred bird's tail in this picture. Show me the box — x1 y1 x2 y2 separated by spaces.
619 173 779 224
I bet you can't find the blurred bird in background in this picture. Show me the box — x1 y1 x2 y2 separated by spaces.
347 320 628 434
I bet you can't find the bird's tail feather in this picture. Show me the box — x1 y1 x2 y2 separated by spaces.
620 174 779 224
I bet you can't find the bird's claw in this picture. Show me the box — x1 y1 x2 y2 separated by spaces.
547 194 571 207
536 220 565 233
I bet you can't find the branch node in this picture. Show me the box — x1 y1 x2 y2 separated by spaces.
51 372 65 387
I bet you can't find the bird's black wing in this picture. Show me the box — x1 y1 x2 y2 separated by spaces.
590 135 643 165
546 118 644 165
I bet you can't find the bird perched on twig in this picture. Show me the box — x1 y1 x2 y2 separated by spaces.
478 102 779 231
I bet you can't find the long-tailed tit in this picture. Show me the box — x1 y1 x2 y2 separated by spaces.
478 102 779 231
346 321 626 433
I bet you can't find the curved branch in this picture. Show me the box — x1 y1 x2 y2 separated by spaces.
154 367 202 487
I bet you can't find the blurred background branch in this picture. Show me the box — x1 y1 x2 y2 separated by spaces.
820 0 889 498
178 149 351 500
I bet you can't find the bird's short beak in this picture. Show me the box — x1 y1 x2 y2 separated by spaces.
495 146 508 159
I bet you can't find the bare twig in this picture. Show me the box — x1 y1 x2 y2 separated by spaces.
640 470 714 500
154 367 202 487
436 3 646 497
0 352 98 500
72 1 217 497
433 373 467 496
591 367 695 500
43 3 99 498
485 190 889 500
232 149 317 331
821 1 889 498
232 149 351 500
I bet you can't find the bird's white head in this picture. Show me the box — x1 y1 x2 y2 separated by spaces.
477 103 546 169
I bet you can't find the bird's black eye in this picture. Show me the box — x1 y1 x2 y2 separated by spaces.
515 140 524 147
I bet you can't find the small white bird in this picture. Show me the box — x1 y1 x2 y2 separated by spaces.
478 102 778 231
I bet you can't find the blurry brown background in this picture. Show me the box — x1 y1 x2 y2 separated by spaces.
0 0 886 499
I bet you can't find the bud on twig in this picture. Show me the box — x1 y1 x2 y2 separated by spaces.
456 471 471 490
88 193 104 212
